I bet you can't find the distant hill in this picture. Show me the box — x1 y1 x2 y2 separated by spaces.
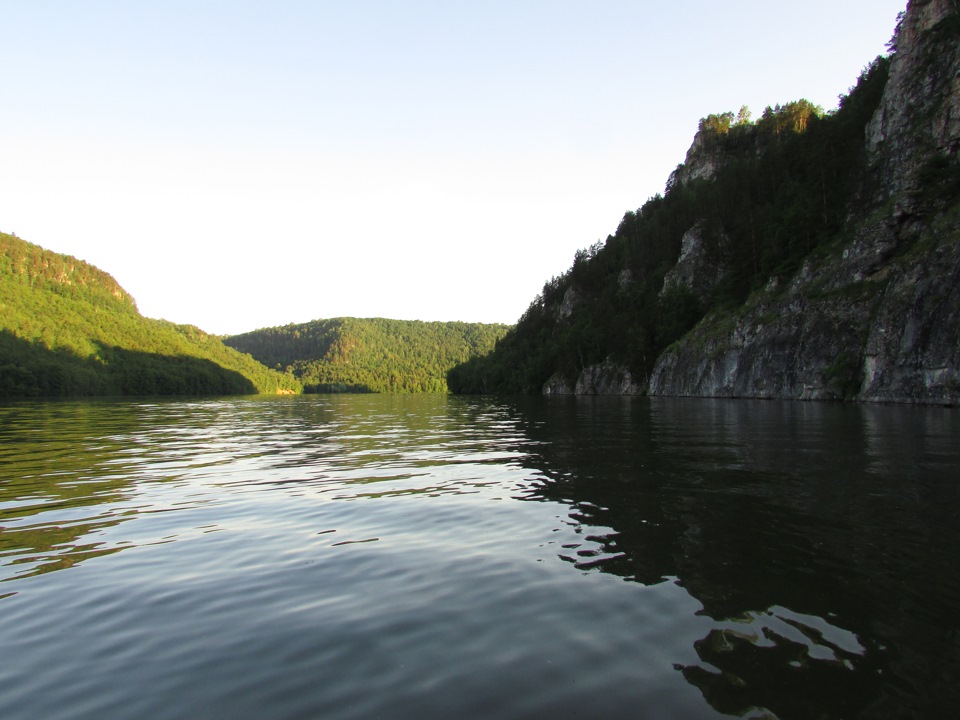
449 1 960 405
225 317 510 393
0 232 301 397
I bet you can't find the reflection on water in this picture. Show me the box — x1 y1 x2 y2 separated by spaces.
520 398 960 719
0 397 528 582
676 606 880 720
0 395 958 719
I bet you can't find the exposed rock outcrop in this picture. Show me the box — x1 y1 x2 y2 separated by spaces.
575 358 643 395
542 358 643 396
557 286 581 321
649 213 960 403
542 372 574 395
866 0 960 200
659 223 729 299
669 129 724 186
458 0 959 405
648 0 960 405
858 220 960 403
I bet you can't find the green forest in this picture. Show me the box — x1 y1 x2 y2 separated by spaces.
1 232 505 398
10 12 954 402
447 55 897 394
0 233 301 397
225 318 509 393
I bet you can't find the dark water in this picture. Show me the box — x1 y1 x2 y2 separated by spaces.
1 395 958 719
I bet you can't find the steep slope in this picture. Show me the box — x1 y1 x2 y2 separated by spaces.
225 317 510 393
1 232 301 397
650 0 959 404
449 0 959 405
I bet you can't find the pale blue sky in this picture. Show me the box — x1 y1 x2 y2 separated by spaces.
1 1 905 335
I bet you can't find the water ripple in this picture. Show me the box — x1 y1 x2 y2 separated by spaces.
1 395 958 719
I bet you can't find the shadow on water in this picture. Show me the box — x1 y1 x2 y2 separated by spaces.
507 396 960 720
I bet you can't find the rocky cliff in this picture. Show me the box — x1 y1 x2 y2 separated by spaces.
448 0 958 405
648 0 959 405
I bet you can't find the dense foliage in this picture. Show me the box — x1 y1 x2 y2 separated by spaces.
0 233 301 397
448 57 892 394
225 317 510 393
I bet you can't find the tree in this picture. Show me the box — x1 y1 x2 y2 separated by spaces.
699 111 735 135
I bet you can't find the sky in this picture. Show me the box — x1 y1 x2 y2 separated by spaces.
1 0 906 336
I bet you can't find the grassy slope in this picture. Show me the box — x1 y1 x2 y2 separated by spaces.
0 232 300 397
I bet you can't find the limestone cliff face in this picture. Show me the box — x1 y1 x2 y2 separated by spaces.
649 211 960 404
659 223 729 299
542 372 573 395
522 0 958 405
660 232 959 404
858 217 960 403
648 0 960 405
575 358 643 395
557 286 581 321
866 0 960 200
670 129 724 186
541 358 643 396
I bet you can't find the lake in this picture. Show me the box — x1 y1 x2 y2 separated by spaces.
1 394 958 719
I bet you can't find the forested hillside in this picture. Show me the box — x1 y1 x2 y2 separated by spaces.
450 0 959 405
225 318 510 393
447 53 895 395
0 232 301 397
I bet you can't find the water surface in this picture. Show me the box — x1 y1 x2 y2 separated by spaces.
1 395 958 719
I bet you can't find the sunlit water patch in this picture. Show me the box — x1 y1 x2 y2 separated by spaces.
1 395 958 719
